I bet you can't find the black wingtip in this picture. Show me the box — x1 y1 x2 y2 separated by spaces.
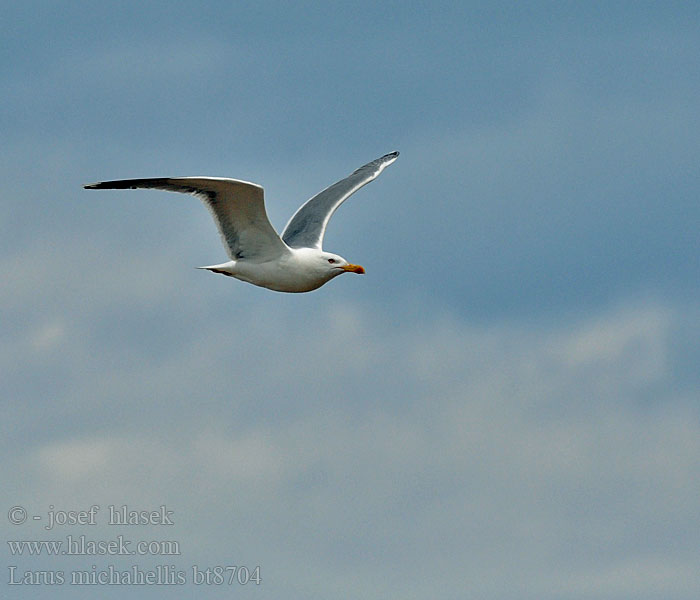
84 183 99 189
367 151 399 167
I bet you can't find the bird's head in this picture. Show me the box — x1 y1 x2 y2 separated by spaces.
318 252 365 280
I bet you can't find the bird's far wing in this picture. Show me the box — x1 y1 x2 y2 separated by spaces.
84 177 289 261
281 151 399 250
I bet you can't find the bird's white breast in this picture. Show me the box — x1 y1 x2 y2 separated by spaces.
231 249 332 293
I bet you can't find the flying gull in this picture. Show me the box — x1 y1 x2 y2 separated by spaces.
84 151 399 292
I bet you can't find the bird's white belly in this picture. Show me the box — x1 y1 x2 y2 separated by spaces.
231 257 327 293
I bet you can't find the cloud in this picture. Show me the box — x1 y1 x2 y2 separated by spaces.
2 5 699 598
3 298 697 599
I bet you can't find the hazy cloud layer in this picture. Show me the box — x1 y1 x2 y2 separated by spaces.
3 297 699 599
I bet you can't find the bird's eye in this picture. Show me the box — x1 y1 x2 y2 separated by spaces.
327 258 336 264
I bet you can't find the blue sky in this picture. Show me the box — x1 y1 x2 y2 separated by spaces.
2 2 699 599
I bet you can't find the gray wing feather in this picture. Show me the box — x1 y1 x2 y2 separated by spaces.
84 177 289 261
281 151 399 250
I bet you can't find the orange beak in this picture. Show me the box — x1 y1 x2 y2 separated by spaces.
342 263 365 274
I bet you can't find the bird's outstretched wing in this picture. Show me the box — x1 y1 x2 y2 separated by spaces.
281 151 399 250
84 177 289 261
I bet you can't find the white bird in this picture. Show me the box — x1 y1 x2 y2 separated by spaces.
85 151 399 292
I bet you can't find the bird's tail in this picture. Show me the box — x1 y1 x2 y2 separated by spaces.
197 263 235 278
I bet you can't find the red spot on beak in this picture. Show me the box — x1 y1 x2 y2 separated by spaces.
343 264 365 274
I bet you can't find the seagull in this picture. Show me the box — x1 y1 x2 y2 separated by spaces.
85 151 399 292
